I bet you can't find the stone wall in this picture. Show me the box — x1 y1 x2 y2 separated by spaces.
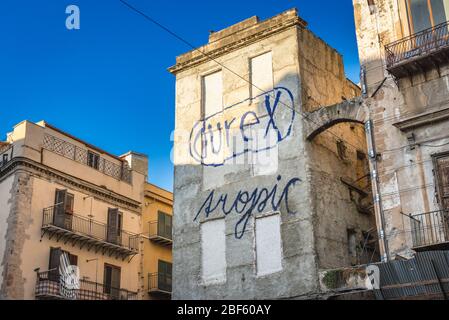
0 171 33 299
353 0 449 258
171 9 375 299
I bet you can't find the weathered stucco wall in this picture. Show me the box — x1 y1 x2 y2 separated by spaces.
0 120 146 299
171 9 373 299
354 0 449 258
0 174 15 293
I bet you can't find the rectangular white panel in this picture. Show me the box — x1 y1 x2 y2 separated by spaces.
203 71 223 118
250 52 273 97
201 219 226 283
255 214 282 276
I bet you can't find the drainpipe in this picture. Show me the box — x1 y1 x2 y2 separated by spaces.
365 120 390 262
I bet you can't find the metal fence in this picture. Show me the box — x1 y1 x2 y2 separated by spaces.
374 250 449 300
148 272 172 293
385 21 449 69
42 205 139 252
35 270 138 300
410 210 449 249
42 134 132 184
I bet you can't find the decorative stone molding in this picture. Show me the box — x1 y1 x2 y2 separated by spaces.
168 9 307 75
0 157 141 213
393 107 449 131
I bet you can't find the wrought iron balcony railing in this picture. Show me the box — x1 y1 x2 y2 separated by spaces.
148 221 172 245
35 270 138 300
42 134 132 184
385 21 449 76
42 206 139 258
409 209 449 250
148 272 172 294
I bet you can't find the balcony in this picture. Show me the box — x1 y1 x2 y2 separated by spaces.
148 221 172 246
35 270 137 300
148 272 171 296
41 206 139 260
385 21 449 78
42 134 132 184
409 210 449 251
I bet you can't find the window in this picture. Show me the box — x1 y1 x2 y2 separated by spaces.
434 153 449 210
158 211 172 240
158 260 172 292
107 208 123 245
202 71 223 119
255 214 282 276
104 264 121 298
406 0 449 33
48 247 78 281
201 219 226 284
250 52 273 98
54 189 74 230
87 151 100 170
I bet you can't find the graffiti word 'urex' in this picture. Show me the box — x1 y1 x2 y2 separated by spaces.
189 87 295 167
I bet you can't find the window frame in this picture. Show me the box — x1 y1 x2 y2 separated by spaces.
249 51 274 100
87 150 100 170
201 69 223 120
405 0 449 34
433 151 449 211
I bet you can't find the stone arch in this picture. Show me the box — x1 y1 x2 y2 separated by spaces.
304 97 369 141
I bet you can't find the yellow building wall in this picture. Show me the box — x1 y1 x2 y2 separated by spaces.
142 183 173 300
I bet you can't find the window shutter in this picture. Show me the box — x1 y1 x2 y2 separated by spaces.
54 190 67 228
158 211 165 237
167 215 172 239
48 247 62 281
107 208 119 244
436 156 449 210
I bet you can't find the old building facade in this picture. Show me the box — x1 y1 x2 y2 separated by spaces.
170 9 377 299
353 0 449 260
142 183 173 299
0 120 147 299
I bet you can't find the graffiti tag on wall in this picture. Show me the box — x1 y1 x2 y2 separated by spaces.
194 176 301 239
189 87 295 167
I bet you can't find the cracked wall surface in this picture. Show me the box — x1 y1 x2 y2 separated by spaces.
0 171 33 299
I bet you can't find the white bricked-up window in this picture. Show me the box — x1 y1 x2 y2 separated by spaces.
201 219 226 284
250 51 273 98
202 70 223 118
255 213 282 276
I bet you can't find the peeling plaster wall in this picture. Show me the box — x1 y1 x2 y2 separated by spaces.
0 171 33 299
171 9 373 300
354 0 449 258
0 174 15 293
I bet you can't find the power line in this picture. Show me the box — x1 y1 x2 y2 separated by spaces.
118 0 369 155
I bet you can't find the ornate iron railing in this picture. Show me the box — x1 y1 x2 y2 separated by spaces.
148 221 172 241
42 205 139 252
385 21 449 69
148 272 172 293
35 270 138 300
410 210 449 248
42 134 132 184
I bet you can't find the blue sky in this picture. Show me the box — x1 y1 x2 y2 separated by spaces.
0 0 360 191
